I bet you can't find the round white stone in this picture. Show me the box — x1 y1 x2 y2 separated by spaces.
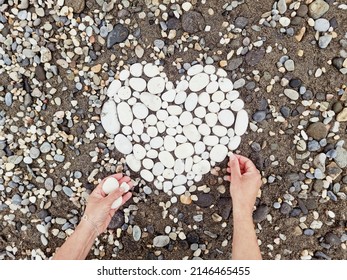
206 81 219 94
133 144 146 160
164 136 177 152
102 177 119 194
198 91 210 107
192 159 210 175
148 76 166 94
101 100 120 135
159 151 175 168
212 91 225 103
204 65 216 74
179 111 193 126
203 135 219 146
218 78 233 92
140 92 162 111
210 144 228 162
194 141 206 154
187 64 204 76
218 109 235 127
132 119 144 135
189 73 210 92
107 80 122 97
205 113 218 127
228 136 241 150
140 169 154 182
114 134 132 154
129 77 147 92
132 103 149 119
183 124 201 143
162 89 176 102
174 143 194 159
143 63 160 77
150 136 164 149
117 102 133 126
152 162 165 176
117 86 131 100
234 109 249 136
119 69 130 81
130 63 143 77
173 185 186 195
185 93 198 111
175 91 187 104
230 99 244 111
212 125 227 137
198 123 211 136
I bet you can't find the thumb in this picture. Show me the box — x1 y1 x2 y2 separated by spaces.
229 153 241 179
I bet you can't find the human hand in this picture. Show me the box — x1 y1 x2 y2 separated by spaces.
81 174 133 235
226 153 262 217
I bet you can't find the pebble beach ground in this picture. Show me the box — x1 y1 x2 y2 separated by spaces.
0 0 347 260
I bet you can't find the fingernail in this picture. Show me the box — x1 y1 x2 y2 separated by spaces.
120 182 130 192
230 153 236 160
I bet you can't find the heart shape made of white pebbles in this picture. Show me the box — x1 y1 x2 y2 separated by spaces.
101 63 249 196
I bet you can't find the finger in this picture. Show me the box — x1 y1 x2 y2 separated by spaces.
228 153 241 178
109 192 133 213
235 155 259 173
110 173 123 180
105 188 125 206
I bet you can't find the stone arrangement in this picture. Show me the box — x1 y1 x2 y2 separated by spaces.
101 63 248 196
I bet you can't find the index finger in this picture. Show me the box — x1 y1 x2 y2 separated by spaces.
235 155 259 174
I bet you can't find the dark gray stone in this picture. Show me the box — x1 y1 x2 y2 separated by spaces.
245 48 265 66
35 65 46 81
226 57 243 71
218 197 232 219
195 193 214 208
252 111 266 122
325 232 341 246
107 24 129 48
108 211 125 229
253 205 269 223
65 0 85 13
181 11 205 33
304 229 315 236
234 17 248 29
306 122 328 140
280 202 292 215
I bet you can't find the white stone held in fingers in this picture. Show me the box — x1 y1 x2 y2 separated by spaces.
102 177 119 194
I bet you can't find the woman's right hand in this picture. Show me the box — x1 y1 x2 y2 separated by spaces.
226 153 262 217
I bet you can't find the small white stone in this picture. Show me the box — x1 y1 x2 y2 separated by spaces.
148 76 166 94
192 159 211 175
152 162 165 176
203 135 219 146
284 89 299 101
164 136 177 152
228 135 241 151
175 91 187 104
101 100 120 135
107 80 122 97
119 69 130 81
204 65 216 74
179 111 193 126
114 134 133 154
174 143 194 159
126 154 141 172
132 119 144 135
206 81 219 94
183 124 201 143
234 109 249 136
189 73 210 92
140 92 162 111
210 144 228 162
230 99 244 111
159 151 175 168
212 125 227 137
117 86 131 100
133 144 147 160
185 93 198 111
218 78 233 92
130 63 143 77
198 92 210 107
205 113 218 127
111 197 123 209
218 109 235 127
143 63 160 77
129 77 147 92
117 102 133 126
150 136 164 149
162 90 176 102
173 185 186 195
194 141 206 154
141 169 154 182
212 91 225 103
132 103 149 119
102 177 119 194
187 64 204 76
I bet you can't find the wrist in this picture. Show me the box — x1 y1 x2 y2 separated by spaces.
232 204 254 221
78 216 100 238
